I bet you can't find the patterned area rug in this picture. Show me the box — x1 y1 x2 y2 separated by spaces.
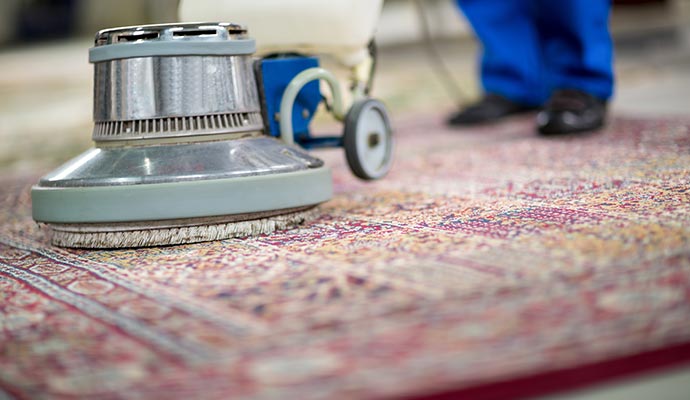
1 114 690 399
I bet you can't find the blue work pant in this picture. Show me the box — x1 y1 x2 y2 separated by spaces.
457 0 614 105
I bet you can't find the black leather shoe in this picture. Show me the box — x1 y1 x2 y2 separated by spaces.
537 89 607 135
447 94 538 126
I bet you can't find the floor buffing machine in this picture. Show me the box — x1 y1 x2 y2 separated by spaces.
31 1 393 248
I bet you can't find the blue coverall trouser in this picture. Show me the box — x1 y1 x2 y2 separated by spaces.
457 0 614 106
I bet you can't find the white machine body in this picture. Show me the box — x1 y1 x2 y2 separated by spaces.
178 0 383 66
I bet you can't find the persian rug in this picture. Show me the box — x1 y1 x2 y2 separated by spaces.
1 114 690 399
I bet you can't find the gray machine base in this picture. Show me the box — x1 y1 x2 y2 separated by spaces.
32 167 332 224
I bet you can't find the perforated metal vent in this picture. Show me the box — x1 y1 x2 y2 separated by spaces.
94 22 248 46
93 111 263 142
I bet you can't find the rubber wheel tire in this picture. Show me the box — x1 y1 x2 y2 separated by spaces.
343 98 393 180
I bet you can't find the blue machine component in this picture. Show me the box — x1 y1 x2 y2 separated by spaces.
257 56 321 139
256 56 343 149
255 55 393 180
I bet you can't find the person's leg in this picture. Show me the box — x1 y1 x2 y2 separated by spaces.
458 0 547 106
534 0 613 134
536 0 613 100
448 0 545 126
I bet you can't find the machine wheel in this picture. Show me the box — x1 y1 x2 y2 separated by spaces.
343 98 393 180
